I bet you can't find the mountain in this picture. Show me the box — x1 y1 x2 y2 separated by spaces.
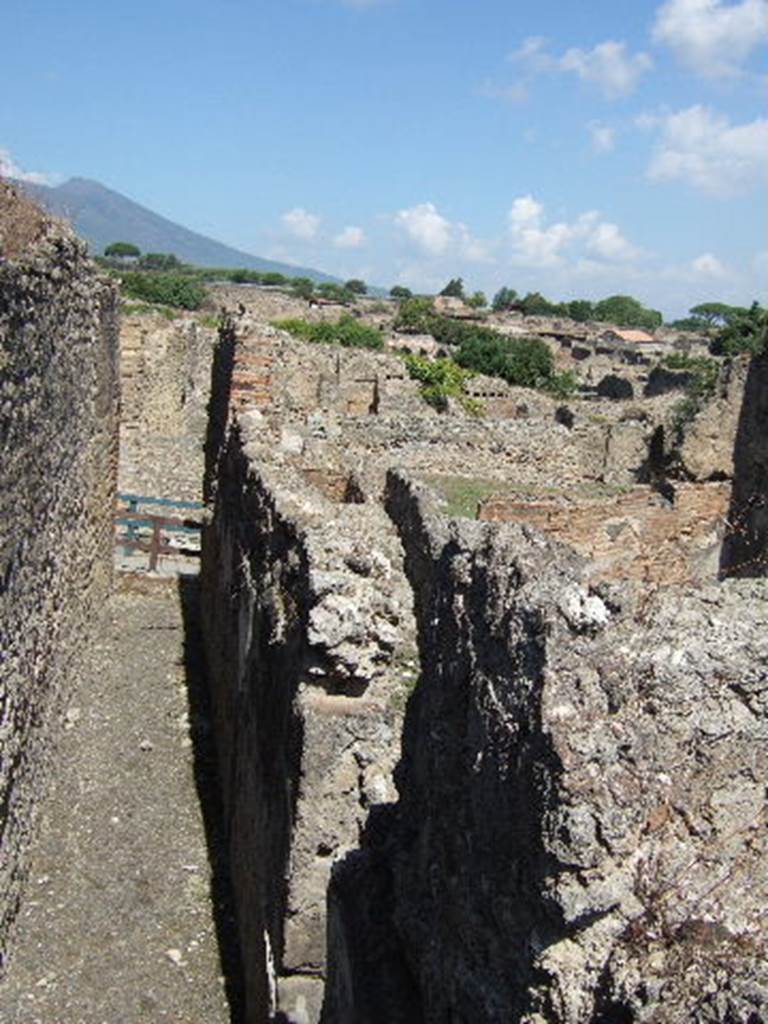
17 177 338 282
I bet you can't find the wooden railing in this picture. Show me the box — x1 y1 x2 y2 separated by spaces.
115 493 204 571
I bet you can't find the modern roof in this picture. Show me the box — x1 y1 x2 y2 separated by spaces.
605 328 656 343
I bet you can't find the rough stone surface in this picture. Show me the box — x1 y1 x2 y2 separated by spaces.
189 295 766 1024
200 381 417 1023
0 188 119 970
323 471 768 1024
119 310 216 501
720 352 768 577
674 356 747 482
478 482 730 584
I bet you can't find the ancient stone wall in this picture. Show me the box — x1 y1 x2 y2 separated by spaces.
720 351 768 576
478 482 730 584
118 312 216 500
323 471 768 1023
220 318 672 504
673 355 748 481
200 364 417 1023
0 191 120 970
199 312 766 1024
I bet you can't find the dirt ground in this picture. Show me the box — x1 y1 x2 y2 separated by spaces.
0 577 243 1024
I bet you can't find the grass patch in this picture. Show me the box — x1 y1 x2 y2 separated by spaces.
122 301 178 320
422 474 633 519
271 314 384 350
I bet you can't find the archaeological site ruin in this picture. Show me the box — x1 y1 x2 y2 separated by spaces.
1 182 767 1023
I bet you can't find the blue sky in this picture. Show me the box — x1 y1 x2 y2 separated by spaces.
2 0 766 317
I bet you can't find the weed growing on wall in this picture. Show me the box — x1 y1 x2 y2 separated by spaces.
664 353 720 432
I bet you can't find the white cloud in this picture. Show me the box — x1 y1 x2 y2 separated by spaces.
508 36 553 70
589 122 616 152
587 222 642 261
652 0 768 77
499 36 651 101
395 202 453 255
692 252 728 276
559 41 653 97
394 202 494 266
0 147 53 185
645 105 768 194
507 196 641 268
508 195 545 231
333 225 366 249
281 207 320 240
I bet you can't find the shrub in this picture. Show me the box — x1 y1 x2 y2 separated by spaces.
665 353 721 433
291 276 315 299
393 296 436 333
317 282 355 303
120 271 208 310
403 353 481 414
455 332 554 389
545 370 578 398
138 252 181 270
272 315 384 350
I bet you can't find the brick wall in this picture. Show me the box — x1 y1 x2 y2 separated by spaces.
478 482 731 584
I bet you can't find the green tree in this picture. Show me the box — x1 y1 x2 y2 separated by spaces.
593 294 662 330
104 241 140 259
519 291 557 316
689 302 744 327
669 316 706 331
710 302 767 356
291 276 315 300
390 285 413 300
318 282 354 303
138 252 180 270
492 287 518 312
344 278 367 295
466 291 487 309
261 271 288 286
567 299 594 322
439 277 465 299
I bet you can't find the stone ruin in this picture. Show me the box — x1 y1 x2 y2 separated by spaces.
197 304 768 1022
1 191 766 1024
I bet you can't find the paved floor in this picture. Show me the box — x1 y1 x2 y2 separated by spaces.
0 577 241 1024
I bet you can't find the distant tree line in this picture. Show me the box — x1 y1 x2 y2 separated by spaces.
100 241 370 311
